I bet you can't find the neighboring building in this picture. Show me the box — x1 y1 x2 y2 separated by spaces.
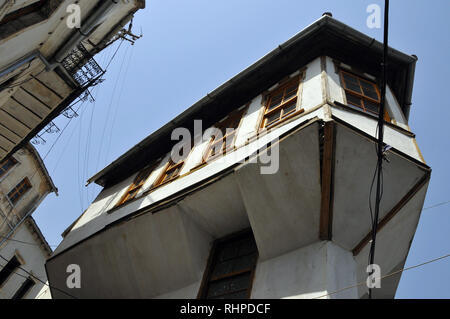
0 217 53 299
0 0 146 162
46 14 430 299
0 143 56 299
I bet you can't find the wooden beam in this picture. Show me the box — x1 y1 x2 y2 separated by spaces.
319 121 335 240
352 172 430 256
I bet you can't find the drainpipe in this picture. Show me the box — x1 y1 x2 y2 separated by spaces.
49 0 119 69
0 51 38 80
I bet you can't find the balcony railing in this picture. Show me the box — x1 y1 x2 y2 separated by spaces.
61 43 104 86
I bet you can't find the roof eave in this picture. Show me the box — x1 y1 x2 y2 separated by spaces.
25 143 58 196
88 15 417 187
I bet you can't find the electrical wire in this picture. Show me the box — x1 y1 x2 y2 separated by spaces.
81 45 119 205
423 200 450 211
313 253 450 299
3 67 47 90
3 196 445 249
94 41 129 174
104 43 134 166
0 98 88 240
0 235 58 247
368 0 389 299
51 100 90 173
104 39 125 71
0 254 78 299
0 23 133 256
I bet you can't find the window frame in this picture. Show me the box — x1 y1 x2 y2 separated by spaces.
197 229 258 299
0 254 22 288
0 157 18 179
7 177 32 205
340 70 391 122
12 276 36 299
260 75 303 129
202 107 246 164
151 140 194 189
115 165 156 207
153 159 185 188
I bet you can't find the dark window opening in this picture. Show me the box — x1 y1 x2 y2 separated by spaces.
7 177 32 205
116 165 155 207
152 140 194 189
0 255 21 287
12 277 35 299
199 231 258 299
203 108 246 163
153 159 185 187
0 157 17 179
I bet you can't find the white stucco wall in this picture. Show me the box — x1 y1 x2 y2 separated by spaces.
302 57 324 109
64 56 424 272
0 149 47 220
325 57 343 104
69 55 422 235
251 241 358 299
0 223 50 299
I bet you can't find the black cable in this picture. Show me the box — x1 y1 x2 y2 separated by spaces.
0 235 58 247
3 67 46 90
423 200 450 211
0 99 88 242
0 254 78 299
368 0 389 299
104 39 125 71
314 253 450 299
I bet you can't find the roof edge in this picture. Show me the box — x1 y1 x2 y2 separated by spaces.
88 15 418 187
25 143 58 196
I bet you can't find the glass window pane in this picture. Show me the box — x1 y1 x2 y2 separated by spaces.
237 238 257 256
281 101 297 117
364 99 380 114
207 277 233 298
346 93 362 107
202 232 258 299
211 290 248 299
265 110 281 126
232 253 258 272
209 140 224 158
360 81 379 101
206 273 251 298
224 132 236 151
284 84 298 101
128 188 139 199
211 260 234 279
218 242 239 262
229 273 251 292
343 73 361 93
268 93 283 110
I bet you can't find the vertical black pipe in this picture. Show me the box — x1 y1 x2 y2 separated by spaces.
369 0 389 300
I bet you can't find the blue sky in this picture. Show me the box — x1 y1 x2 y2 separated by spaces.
33 0 449 298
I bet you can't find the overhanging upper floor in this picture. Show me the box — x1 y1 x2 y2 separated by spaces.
46 117 430 298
